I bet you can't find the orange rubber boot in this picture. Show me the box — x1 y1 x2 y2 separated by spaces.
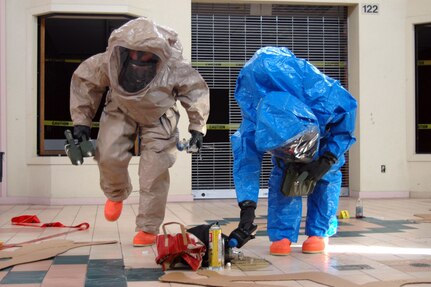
104 200 123 222
133 231 157 247
302 236 327 254
269 238 292 256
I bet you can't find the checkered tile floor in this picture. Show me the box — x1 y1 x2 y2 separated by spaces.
1 198 431 286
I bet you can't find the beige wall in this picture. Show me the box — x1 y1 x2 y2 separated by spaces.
1 0 431 204
0 0 5 198
351 0 411 198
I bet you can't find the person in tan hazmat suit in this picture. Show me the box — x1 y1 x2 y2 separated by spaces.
69 17 210 246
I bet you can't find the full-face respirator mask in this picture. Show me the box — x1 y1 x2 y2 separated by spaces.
118 48 159 93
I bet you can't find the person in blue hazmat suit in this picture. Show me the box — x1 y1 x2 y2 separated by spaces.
228 47 357 255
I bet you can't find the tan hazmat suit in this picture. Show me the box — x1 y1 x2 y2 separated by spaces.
70 17 210 234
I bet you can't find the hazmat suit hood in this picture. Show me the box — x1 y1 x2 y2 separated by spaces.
107 17 183 94
234 46 357 160
255 91 319 162
70 16 209 131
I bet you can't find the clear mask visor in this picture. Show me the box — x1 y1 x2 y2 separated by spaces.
270 126 319 163
117 47 160 93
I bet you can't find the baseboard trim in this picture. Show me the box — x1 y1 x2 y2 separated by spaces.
4 191 425 204
0 193 194 205
409 191 431 199
350 190 410 199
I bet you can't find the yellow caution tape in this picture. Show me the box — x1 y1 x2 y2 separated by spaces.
46 58 347 68
192 60 346 69
338 210 350 219
206 123 240 130
43 120 74 127
43 120 100 128
192 61 245 68
45 58 83 64
418 124 431 130
417 60 431 66
44 121 236 130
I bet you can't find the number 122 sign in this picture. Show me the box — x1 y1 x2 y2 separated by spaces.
362 4 379 15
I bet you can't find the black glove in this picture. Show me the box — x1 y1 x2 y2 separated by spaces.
228 200 258 248
238 200 257 231
73 125 91 142
189 130 204 152
299 151 337 181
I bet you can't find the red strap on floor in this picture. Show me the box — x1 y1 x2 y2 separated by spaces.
1 215 90 250
11 215 89 230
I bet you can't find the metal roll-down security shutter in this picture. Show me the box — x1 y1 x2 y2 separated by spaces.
191 3 349 199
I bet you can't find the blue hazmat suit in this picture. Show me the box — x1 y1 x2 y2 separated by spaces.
232 47 357 243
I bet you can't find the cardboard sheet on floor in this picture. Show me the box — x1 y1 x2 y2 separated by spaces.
159 269 431 287
0 239 117 270
413 213 431 222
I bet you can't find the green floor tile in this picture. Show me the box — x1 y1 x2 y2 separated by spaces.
1 271 47 284
53 255 90 264
125 268 164 281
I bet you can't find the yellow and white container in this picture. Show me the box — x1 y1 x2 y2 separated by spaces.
208 222 224 270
